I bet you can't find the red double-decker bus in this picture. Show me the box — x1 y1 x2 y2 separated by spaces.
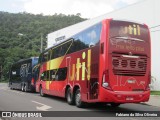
36 19 151 107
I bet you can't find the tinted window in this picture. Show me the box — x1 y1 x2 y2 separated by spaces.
32 65 39 81
32 58 38 66
56 67 67 81
69 39 88 53
109 20 149 42
42 23 102 61
42 52 48 63
51 46 64 59
50 67 67 81
71 22 102 52
82 23 101 47
41 71 49 81
51 40 73 59
11 65 21 81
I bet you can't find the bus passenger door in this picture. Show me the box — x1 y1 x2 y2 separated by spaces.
88 46 100 100
39 51 50 94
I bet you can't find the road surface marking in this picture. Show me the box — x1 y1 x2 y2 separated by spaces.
31 100 52 111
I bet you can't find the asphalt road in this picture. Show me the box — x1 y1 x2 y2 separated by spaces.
0 83 159 120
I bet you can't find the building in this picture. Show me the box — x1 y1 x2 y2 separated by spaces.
47 0 160 90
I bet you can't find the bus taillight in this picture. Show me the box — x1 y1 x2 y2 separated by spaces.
146 71 151 90
102 70 111 90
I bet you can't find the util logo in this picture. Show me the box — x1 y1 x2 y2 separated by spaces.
123 24 141 35
69 49 91 81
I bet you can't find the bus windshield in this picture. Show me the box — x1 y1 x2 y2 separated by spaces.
110 20 149 42
109 20 150 54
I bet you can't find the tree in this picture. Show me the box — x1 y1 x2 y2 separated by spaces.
0 11 86 81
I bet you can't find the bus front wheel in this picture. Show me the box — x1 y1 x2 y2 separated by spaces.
40 86 45 97
75 89 85 108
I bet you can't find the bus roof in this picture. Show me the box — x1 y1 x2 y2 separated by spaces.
11 57 39 66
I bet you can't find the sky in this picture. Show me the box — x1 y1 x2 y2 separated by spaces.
0 0 142 18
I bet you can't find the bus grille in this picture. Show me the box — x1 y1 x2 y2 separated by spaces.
112 54 147 76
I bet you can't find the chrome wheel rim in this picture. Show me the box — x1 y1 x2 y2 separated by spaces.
21 85 24 91
67 91 71 102
24 85 27 92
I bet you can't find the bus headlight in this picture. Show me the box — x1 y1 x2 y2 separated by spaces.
102 70 111 90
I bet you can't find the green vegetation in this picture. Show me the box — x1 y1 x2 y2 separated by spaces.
151 91 160 95
0 11 86 81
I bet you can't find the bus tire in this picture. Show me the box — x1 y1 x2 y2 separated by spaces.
75 89 85 108
21 85 24 92
24 84 27 92
66 88 74 105
110 103 121 107
40 86 45 97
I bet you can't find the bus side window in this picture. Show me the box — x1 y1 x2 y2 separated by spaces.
50 70 56 80
51 49 54 59
40 72 45 80
48 50 52 61
38 55 42 64
56 67 67 81
40 71 49 81
33 66 40 81
50 68 67 81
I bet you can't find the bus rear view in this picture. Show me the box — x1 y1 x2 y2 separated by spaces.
36 18 150 108
100 19 151 105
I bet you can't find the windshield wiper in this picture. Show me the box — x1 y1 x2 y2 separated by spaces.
111 36 144 42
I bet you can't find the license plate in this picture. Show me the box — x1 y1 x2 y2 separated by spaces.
126 97 134 100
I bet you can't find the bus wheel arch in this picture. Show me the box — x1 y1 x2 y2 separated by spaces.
39 84 45 97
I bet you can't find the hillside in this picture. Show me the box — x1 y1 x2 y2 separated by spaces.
0 11 86 79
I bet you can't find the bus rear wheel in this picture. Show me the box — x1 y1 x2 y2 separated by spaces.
75 89 85 108
21 85 24 92
66 88 74 105
24 85 27 92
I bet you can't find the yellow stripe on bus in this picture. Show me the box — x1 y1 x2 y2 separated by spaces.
47 56 64 70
